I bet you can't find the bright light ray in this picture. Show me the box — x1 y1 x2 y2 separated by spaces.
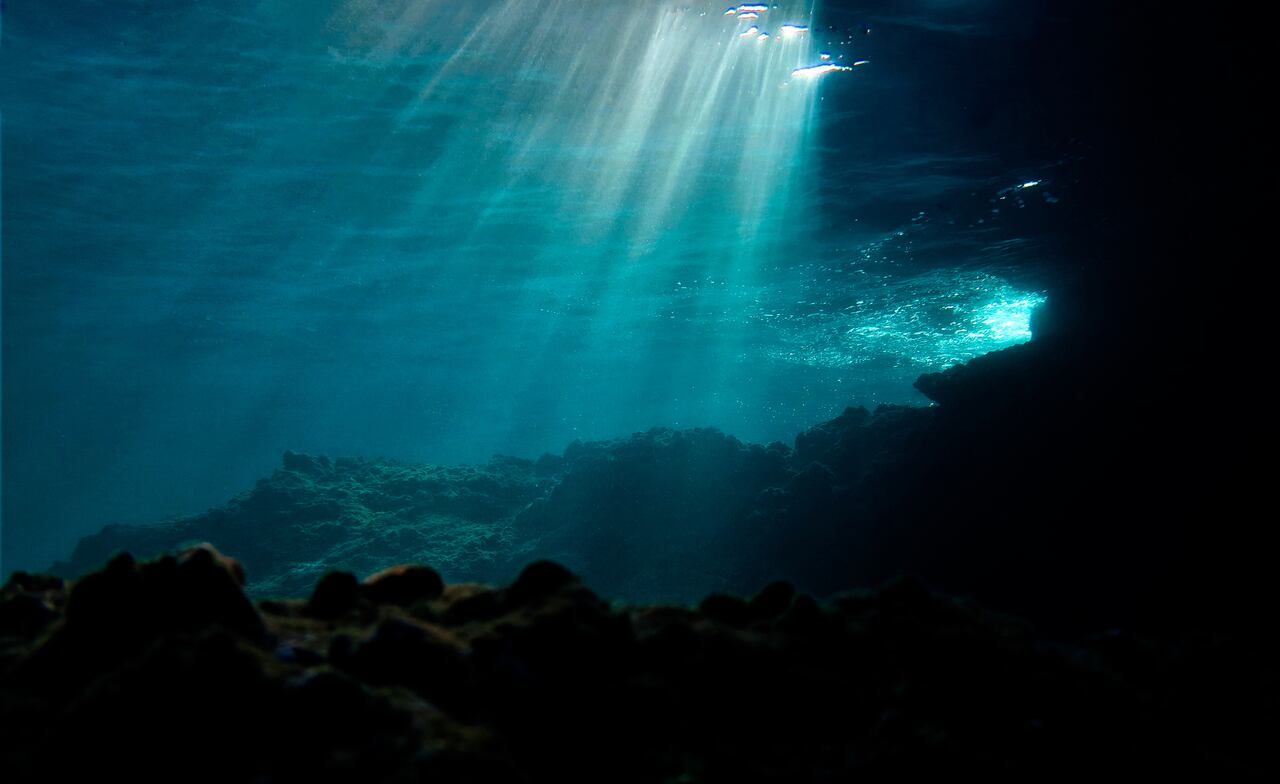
338 1 824 310
275 1 831 446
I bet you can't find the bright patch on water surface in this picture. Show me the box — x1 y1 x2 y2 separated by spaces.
758 269 1045 370
793 63 857 78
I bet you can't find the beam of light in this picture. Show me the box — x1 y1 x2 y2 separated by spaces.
314 2 1036 433
343 0 822 255
320 0 822 438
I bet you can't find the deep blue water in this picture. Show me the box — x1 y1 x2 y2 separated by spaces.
2 1 1090 574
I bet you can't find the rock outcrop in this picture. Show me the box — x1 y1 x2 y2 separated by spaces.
4 546 1271 781
50 323 1236 636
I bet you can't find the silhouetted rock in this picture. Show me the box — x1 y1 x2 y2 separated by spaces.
697 593 753 626
307 571 362 618
0 593 57 640
747 581 795 620
6 549 1269 781
361 564 445 606
60 544 264 642
506 560 575 605
334 617 468 710
0 572 64 641
513 427 793 600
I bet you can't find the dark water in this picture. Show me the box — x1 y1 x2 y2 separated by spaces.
3 1 1112 574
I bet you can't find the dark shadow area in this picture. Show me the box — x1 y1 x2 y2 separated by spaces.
3 546 1273 781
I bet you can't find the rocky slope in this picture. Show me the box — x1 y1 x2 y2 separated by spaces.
52 325 1239 636
52 411 934 606
54 452 559 598
4 545 1271 782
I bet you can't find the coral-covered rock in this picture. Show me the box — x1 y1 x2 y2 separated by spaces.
50 452 559 598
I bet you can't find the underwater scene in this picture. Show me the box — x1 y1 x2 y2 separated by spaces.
0 1 1267 780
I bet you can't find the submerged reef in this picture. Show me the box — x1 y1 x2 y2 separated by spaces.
52 320 1233 636
54 454 556 598
53 412 928 606
3 545 1271 781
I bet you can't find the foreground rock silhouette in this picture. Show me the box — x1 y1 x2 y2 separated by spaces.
2 544 1272 782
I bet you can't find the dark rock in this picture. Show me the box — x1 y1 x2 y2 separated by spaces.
50 450 560 598
506 560 576 605
787 461 836 498
282 449 332 477
170 544 264 639
534 452 565 476
2 551 1275 780
776 593 826 636
793 405 870 464
44 333 1228 637
361 564 445 606
337 618 468 708
62 545 264 642
512 427 793 601
0 571 66 640
697 593 752 627
0 593 59 639
439 586 506 626
180 543 248 587
3 572 65 594
307 571 362 618
411 748 528 783
912 341 1040 408
748 581 796 620
878 575 934 608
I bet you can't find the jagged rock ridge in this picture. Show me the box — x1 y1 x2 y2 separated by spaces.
4 545 1271 781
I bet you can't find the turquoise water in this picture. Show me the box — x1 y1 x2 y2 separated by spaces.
2 1 1062 573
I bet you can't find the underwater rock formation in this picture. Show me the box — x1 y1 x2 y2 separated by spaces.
51 323 1233 635
511 427 796 600
3 546 1270 781
52 416 932 609
53 453 556 598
